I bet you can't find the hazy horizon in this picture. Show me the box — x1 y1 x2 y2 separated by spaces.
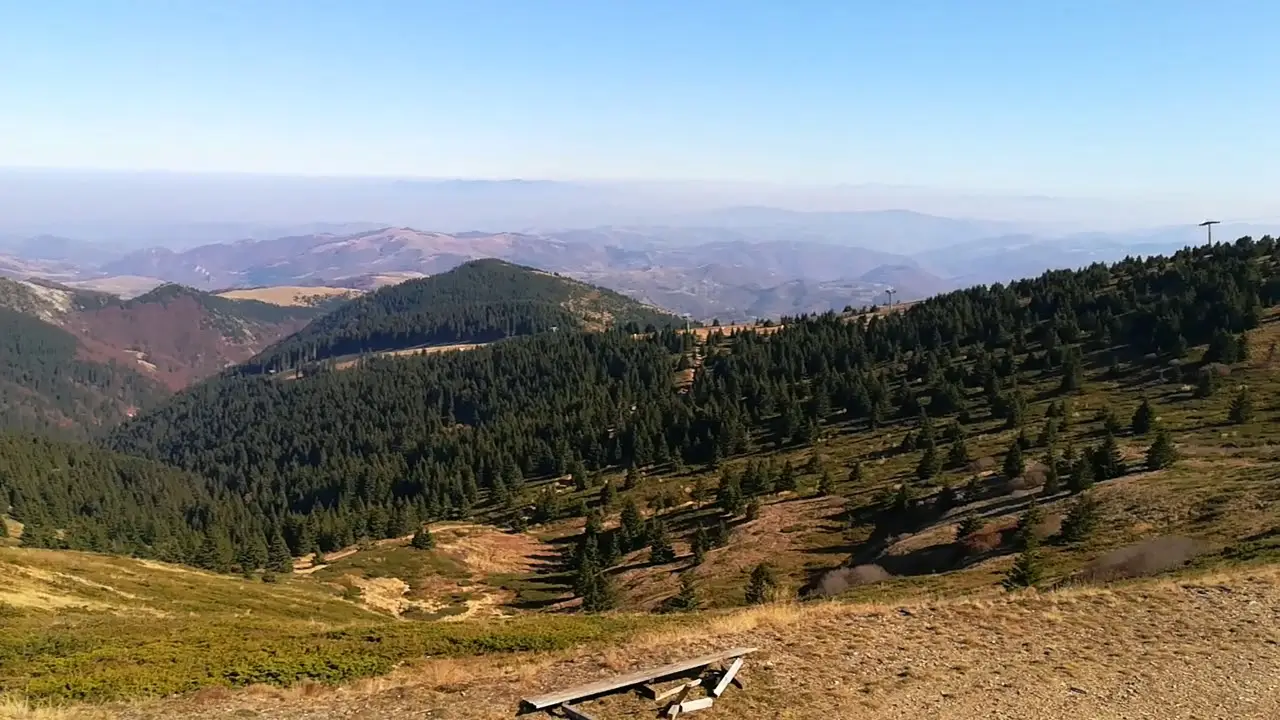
4 2 1279 231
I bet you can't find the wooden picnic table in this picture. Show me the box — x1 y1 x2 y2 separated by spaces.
518 646 757 717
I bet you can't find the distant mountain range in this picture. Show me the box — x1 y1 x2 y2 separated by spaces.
2 207 1274 322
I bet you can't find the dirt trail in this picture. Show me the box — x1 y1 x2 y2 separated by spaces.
118 567 1280 720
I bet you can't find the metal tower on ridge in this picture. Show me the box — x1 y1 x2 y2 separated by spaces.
1199 219 1221 244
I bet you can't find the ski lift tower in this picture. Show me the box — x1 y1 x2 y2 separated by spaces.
885 287 897 307
1199 219 1220 245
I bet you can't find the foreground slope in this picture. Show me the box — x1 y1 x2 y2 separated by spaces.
95 567 1280 719
236 258 684 374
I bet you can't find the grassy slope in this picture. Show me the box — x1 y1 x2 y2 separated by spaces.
126 566 1280 720
0 546 661 704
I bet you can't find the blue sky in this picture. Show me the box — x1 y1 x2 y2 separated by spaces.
2 1 1278 204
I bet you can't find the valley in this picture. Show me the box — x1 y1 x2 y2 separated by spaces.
3 235 1280 719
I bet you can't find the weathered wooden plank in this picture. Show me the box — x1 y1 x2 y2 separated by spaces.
665 681 697 718
560 704 598 720
710 657 744 698
519 647 758 711
678 697 715 713
642 678 703 702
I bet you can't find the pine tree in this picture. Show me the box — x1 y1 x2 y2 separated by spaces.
1130 398 1155 435
619 498 646 552
1036 417 1058 448
947 437 970 469
916 444 941 481
1195 368 1217 398
745 497 761 521
1002 542 1043 590
647 518 676 565
776 460 797 492
710 518 731 548
847 461 863 485
716 471 744 516
1146 428 1178 470
817 467 835 496
1041 450 1061 495
1091 432 1124 480
1013 501 1044 550
268 531 293 574
666 572 700 612
580 567 617 613
599 480 617 508
745 562 778 604
956 515 982 540
410 526 435 550
1057 492 1100 544
690 525 710 565
1002 438 1025 480
624 464 641 490
1067 451 1095 493
1228 386 1254 424
1102 409 1123 436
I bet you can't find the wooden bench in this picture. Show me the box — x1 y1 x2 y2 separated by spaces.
518 647 757 718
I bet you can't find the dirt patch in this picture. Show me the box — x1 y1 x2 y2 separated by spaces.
216 286 361 307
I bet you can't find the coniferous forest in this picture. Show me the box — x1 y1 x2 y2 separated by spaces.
4 236 1279 571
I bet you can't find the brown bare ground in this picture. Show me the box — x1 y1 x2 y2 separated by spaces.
332 343 486 370
216 286 361 307
113 565 1280 720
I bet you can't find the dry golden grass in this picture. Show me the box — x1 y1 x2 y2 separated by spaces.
116 565 1280 720
215 286 360 307
331 343 486 370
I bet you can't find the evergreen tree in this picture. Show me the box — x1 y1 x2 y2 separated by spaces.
1057 492 1100 544
1146 428 1178 470
1013 501 1044 550
599 480 617 508
716 470 744 516
745 497 761 521
1036 417 1058 448
618 498 646 552
1102 409 1123 436
776 460 797 492
955 515 982 540
947 436 970 469
916 443 941 481
690 525 710 565
1002 542 1043 590
1091 432 1124 480
817 467 836 496
745 562 779 604
1228 386 1254 424
710 518 731 548
268 531 293 574
847 461 864 485
1131 398 1155 435
1002 438 1025 480
1195 368 1217 398
665 572 700 612
647 518 676 565
410 526 435 550
1041 450 1061 495
1067 451 1095 493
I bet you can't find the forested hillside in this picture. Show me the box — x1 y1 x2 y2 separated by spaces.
0 280 325 436
236 258 685 375
0 307 169 436
98 236 1280 569
0 434 250 562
